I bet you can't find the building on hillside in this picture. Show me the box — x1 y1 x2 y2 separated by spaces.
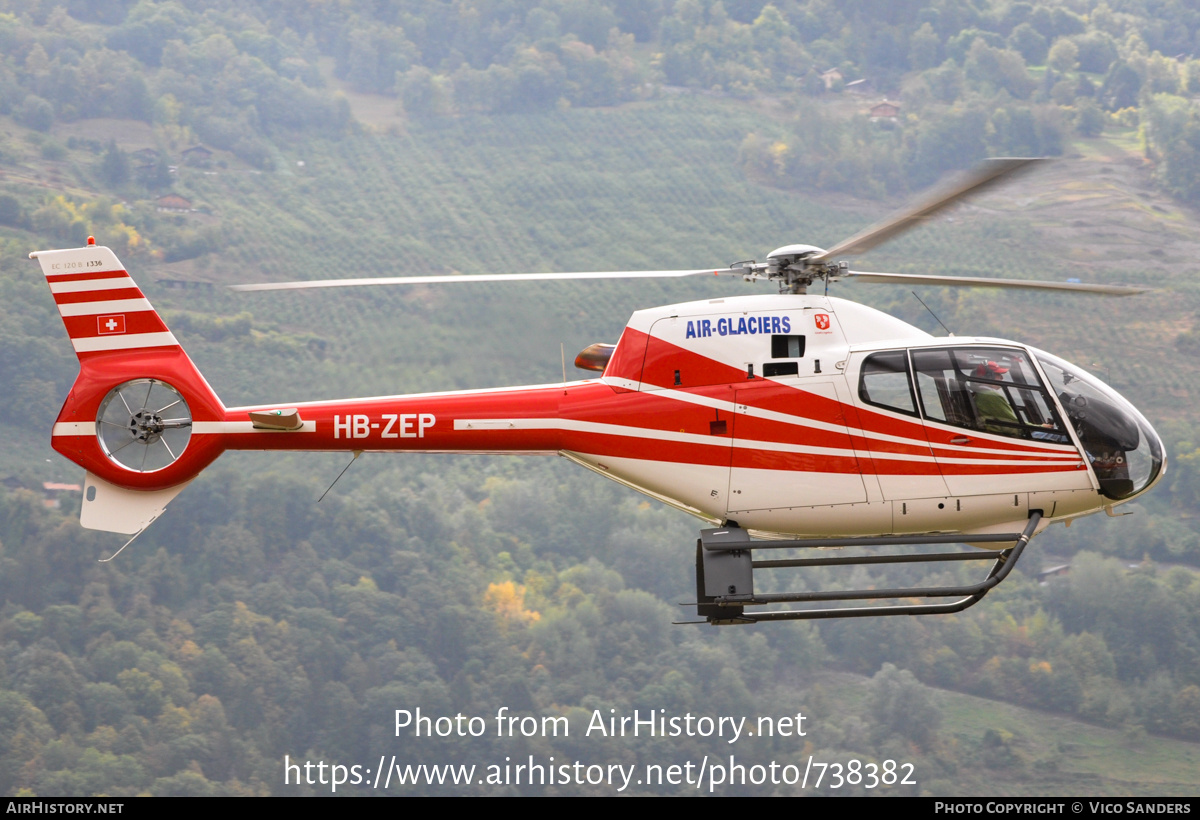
42 481 81 509
820 68 843 90
155 194 193 213
869 101 901 120
181 145 214 166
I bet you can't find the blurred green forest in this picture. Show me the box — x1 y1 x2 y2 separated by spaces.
1 0 1200 797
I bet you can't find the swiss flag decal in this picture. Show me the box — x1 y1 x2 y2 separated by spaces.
97 314 126 335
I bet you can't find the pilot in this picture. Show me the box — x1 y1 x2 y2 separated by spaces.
970 361 1019 434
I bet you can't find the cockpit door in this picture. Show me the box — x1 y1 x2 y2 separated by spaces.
849 350 950 503
909 346 1090 498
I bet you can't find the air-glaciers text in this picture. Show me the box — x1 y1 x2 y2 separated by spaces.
686 315 791 339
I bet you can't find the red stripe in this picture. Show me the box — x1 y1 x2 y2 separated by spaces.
592 351 1076 471
852 401 1067 457
46 269 128 283
738 415 873 452
855 456 943 476
749 380 891 429
927 445 1076 463
76 346 182 362
937 460 1078 475
630 332 1072 459
732 447 861 474
838 399 932 442
604 326 649 384
564 384 735 438
208 377 1085 481
561 431 731 467
848 431 942 459
922 427 1073 457
853 434 1066 464
628 336 933 457
63 311 168 339
642 332 746 390
54 286 144 305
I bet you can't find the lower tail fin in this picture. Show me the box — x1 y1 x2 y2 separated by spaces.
32 243 227 533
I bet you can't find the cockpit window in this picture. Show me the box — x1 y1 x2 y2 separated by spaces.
1035 351 1164 500
859 351 918 416
910 347 1069 443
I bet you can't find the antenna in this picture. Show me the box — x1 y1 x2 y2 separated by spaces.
319 450 362 502
99 527 147 562
911 291 953 336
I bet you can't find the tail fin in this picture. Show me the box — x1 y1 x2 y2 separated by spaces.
32 243 227 534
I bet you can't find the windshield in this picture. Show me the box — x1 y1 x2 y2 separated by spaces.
1034 351 1163 500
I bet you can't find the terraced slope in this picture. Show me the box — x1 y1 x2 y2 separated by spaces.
111 102 1192 422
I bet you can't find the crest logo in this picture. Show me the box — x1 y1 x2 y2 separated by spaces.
814 313 830 330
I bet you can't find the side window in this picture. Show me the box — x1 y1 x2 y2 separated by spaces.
859 351 917 416
911 348 1068 441
911 349 974 427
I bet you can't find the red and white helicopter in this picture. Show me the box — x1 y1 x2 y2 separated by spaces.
33 159 1163 623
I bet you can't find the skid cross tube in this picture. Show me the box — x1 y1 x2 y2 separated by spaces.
753 550 1006 569
694 512 1042 623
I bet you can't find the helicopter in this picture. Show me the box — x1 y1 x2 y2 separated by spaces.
32 158 1164 624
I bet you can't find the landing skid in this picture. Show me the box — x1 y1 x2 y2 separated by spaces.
687 511 1042 623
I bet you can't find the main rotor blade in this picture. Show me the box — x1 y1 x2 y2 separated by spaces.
812 157 1042 264
230 268 736 292
841 270 1149 296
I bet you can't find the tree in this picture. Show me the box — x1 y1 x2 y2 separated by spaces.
964 39 1035 98
909 22 941 70
1047 39 1078 73
1073 32 1118 74
99 140 130 186
17 96 53 131
145 154 172 191
1007 23 1047 65
869 663 942 751
1100 61 1142 111
0 194 24 227
1075 98 1106 137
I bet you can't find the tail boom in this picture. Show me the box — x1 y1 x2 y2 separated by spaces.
221 382 575 455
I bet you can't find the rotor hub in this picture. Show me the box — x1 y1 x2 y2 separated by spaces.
128 409 167 442
765 244 831 294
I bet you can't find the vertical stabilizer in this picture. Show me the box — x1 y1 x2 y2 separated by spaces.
32 244 227 532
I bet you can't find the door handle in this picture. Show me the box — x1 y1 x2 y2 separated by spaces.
951 436 972 444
